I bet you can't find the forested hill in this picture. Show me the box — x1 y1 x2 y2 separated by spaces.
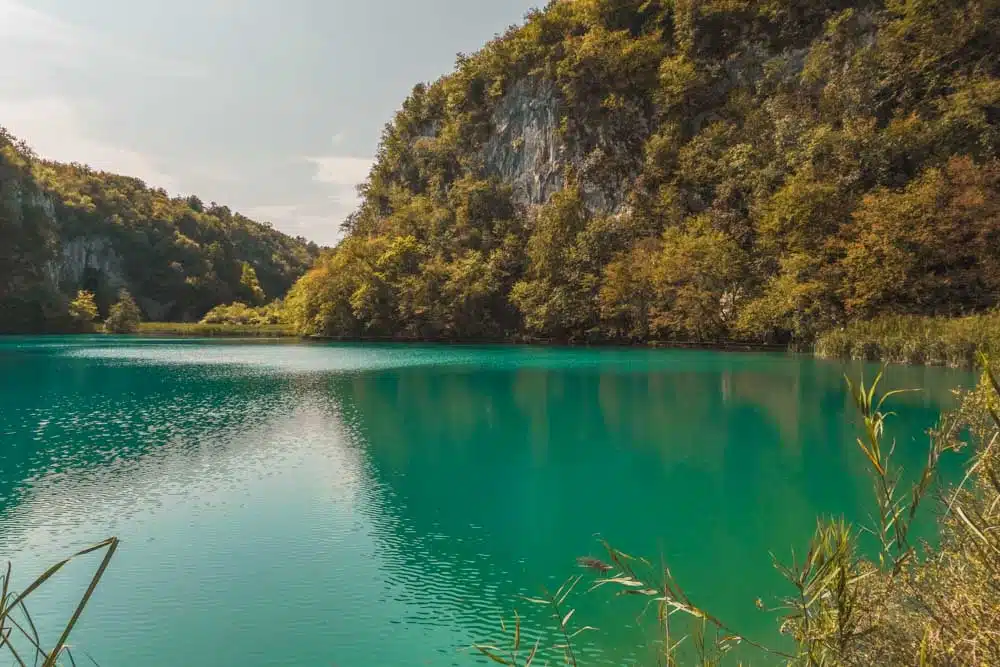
286 0 1000 343
0 129 320 332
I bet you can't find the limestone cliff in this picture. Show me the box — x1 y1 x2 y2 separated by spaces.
290 0 1000 343
0 130 319 331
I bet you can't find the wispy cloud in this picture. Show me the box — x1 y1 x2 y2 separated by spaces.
0 0 206 79
0 97 177 190
290 153 371 243
244 201 353 247
0 0 210 193
242 150 373 246
0 0 85 60
0 0 369 247
305 155 373 187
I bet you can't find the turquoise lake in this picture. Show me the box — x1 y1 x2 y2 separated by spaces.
0 337 976 665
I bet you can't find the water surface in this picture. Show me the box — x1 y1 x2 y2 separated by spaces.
0 338 975 665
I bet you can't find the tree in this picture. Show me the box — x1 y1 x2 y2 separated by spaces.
510 184 601 339
650 217 748 341
240 262 266 305
104 289 142 334
840 157 1000 318
68 290 99 331
280 0 1000 345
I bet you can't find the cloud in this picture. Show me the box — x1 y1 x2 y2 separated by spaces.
0 0 206 80
305 155 374 187
0 1 79 45
244 202 353 247
0 0 212 194
278 153 374 244
0 0 353 247
0 97 177 191
244 151 374 245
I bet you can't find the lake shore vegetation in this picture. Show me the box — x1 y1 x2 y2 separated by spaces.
283 0 1000 354
5 0 999 364
816 312 1000 368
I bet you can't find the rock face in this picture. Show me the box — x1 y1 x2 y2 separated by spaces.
44 236 127 293
484 79 567 208
482 78 630 215
2 129 319 331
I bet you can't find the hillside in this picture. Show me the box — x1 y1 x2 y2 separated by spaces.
286 0 1000 343
0 130 320 332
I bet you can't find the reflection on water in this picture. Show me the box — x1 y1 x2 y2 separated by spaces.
0 338 974 666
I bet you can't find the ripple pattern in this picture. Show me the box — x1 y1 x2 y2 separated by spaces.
0 337 973 666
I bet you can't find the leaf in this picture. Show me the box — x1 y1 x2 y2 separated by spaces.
524 639 540 666
561 608 575 628
877 388 920 413
569 626 598 639
955 506 1000 554
556 576 582 606
473 645 512 665
42 538 119 667
596 576 644 588
856 437 885 475
520 596 550 605
1 538 117 624
868 368 884 409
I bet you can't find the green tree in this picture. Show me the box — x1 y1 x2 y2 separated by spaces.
510 184 600 340
104 289 142 334
0 127 317 332
280 0 1000 346
650 217 749 341
240 262 266 305
67 290 99 331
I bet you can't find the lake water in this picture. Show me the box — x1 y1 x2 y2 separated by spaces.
0 337 976 665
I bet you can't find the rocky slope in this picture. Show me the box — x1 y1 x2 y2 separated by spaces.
288 0 1000 343
0 130 319 331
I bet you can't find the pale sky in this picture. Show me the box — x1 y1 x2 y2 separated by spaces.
0 0 541 246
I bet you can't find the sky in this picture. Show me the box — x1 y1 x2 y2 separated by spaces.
0 0 541 246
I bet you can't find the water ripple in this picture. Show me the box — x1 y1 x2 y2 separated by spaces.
0 338 974 666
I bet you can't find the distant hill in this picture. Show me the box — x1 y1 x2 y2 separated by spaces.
286 0 1000 343
0 129 320 332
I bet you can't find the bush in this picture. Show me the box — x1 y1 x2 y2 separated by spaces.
67 290 98 332
199 301 284 326
104 289 142 333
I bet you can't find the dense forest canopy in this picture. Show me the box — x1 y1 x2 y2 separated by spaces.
287 0 1000 343
0 129 320 332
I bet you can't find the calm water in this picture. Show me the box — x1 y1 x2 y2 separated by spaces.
0 337 975 665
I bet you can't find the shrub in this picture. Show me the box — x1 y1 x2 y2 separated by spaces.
104 289 142 333
67 290 98 332
199 301 284 326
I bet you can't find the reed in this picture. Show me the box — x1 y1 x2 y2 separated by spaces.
1 537 118 667
136 322 298 337
815 312 1000 368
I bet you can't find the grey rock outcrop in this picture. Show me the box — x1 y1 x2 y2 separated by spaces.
44 236 127 293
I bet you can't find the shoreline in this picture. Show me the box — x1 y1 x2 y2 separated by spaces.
3 318 993 370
